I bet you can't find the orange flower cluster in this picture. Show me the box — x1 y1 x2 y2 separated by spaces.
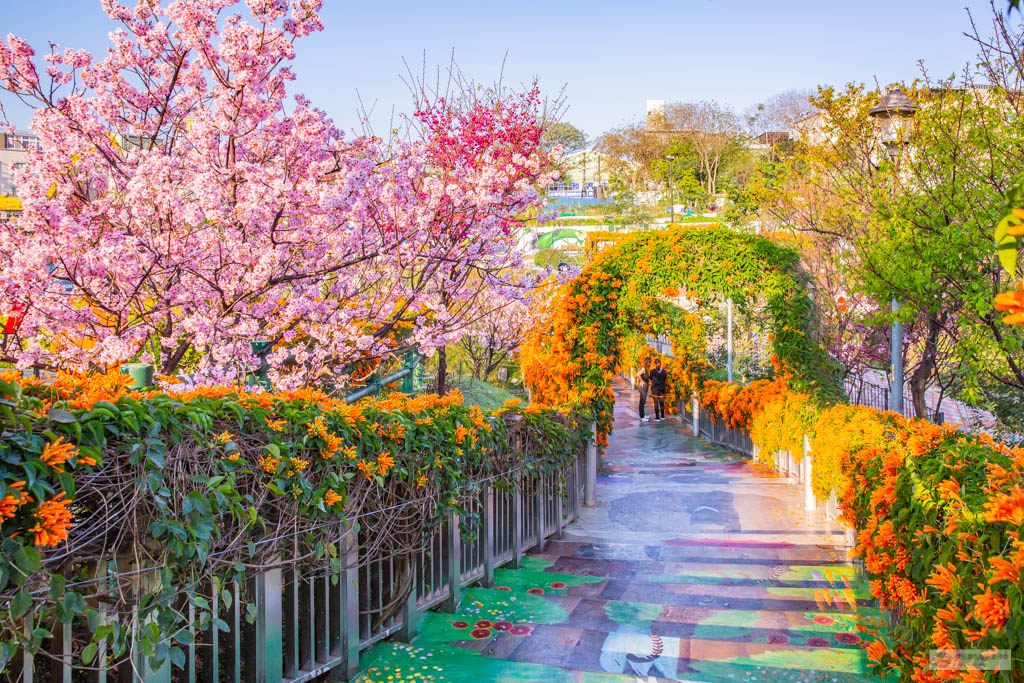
682 360 1024 680
0 482 31 520
973 588 1010 631
376 452 395 477
701 372 790 432
40 437 77 472
28 493 73 547
320 431 345 459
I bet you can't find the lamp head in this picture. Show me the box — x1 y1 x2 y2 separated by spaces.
869 88 918 121
870 89 917 161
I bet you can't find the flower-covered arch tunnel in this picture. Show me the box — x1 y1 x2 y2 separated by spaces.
522 226 842 443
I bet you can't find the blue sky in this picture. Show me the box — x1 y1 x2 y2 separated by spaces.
0 0 1000 139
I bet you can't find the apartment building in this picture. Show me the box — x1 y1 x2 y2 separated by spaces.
0 131 38 218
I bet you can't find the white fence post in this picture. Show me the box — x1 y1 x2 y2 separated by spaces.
691 395 699 437
584 423 598 507
803 434 814 511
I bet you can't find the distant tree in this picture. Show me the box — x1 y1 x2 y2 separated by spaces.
745 89 816 134
664 101 745 196
541 121 589 153
603 174 651 224
457 288 532 381
595 124 665 190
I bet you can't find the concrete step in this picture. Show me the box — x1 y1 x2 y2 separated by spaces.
357 641 659 682
537 539 853 565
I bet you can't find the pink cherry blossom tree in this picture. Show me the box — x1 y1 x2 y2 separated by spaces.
0 0 559 389
397 70 561 393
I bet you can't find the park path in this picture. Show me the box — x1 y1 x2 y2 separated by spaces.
357 379 879 682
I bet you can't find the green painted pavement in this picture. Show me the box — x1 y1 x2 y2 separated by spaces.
358 642 639 683
355 380 888 681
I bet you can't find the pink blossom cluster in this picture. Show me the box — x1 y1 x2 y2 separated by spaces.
0 0 559 388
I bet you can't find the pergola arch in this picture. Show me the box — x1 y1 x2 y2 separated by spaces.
522 226 839 442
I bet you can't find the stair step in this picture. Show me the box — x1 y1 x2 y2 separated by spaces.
486 568 871 613
357 641 657 682
425 590 875 645
506 556 864 588
536 539 853 565
399 578 879 679
410 619 873 682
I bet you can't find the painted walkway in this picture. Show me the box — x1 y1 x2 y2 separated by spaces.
358 380 880 682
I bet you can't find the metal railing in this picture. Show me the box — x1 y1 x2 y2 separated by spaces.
680 396 850 535
18 449 589 682
843 376 894 414
10 362 597 682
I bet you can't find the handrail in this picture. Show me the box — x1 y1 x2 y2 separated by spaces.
110 350 424 402
344 366 413 403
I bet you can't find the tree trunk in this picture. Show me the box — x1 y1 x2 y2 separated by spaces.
909 314 942 419
436 345 447 396
162 340 191 374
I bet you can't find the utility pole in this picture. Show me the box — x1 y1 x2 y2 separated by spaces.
727 298 734 382
666 155 676 222
869 88 917 416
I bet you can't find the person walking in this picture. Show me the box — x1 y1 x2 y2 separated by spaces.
637 358 651 422
649 358 668 422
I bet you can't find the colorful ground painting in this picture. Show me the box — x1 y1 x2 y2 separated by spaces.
357 380 891 682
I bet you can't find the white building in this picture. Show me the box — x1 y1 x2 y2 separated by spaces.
0 131 37 218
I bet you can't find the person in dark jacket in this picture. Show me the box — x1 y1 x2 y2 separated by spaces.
636 357 651 422
649 358 668 421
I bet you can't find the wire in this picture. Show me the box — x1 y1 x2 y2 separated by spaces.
39 459 569 594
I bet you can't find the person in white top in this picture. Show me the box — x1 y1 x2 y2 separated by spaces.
637 358 651 422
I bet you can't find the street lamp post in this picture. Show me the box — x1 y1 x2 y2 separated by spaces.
666 155 676 223
868 88 917 416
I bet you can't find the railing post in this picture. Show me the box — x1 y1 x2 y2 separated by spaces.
22 611 33 683
398 562 420 641
130 572 171 683
691 395 699 437
338 525 360 680
803 434 814 511
243 568 283 683
51 616 71 683
584 423 598 507
555 472 565 541
442 511 462 612
727 297 734 382
511 484 524 569
482 485 495 586
752 442 759 463
535 477 546 552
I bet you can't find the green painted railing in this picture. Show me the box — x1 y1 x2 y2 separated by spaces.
22 454 586 681
19 357 593 682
